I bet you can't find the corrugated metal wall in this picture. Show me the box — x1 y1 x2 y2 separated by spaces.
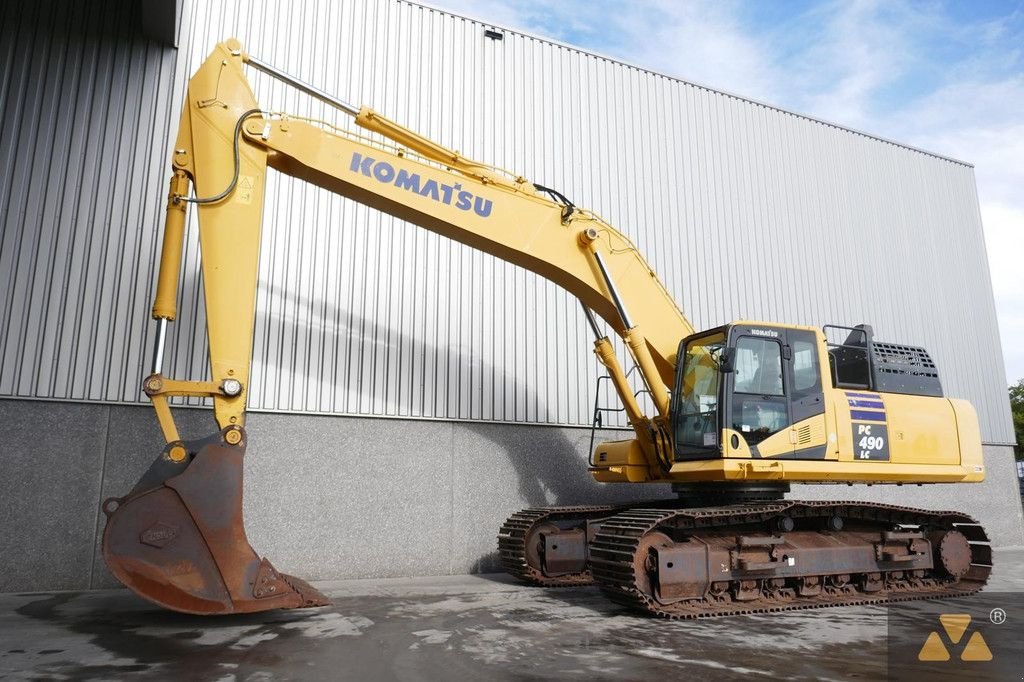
0 0 1014 443
0 0 178 405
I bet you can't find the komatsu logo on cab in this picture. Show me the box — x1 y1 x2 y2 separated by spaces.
349 152 494 218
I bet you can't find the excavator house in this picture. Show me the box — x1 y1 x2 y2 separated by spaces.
101 40 991 619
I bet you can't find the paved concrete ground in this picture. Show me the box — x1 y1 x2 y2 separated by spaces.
1 549 1022 681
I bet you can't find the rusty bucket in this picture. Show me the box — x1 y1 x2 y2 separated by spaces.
101 427 329 615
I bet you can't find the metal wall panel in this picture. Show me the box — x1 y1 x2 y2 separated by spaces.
0 0 180 403
0 0 1014 443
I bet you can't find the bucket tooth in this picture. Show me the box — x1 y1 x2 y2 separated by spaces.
101 428 328 615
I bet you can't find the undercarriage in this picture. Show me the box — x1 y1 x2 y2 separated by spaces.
498 493 991 619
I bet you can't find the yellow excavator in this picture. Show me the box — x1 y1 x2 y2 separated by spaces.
102 39 991 617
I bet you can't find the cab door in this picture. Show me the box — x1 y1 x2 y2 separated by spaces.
672 330 727 461
785 329 828 458
723 327 826 459
726 328 790 457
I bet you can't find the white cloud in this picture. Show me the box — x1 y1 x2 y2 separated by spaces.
419 0 529 31
424 0 781 100
598 1 780 103
786 1 915 128
891 77 1024 203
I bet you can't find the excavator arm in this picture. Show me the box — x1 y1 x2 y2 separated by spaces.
102 39 692 614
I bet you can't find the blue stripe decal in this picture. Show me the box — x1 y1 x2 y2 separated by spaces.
844 392 880 399
848 399 885 408
851 409 887 422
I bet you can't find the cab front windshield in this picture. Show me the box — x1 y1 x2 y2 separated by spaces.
673 333 725 457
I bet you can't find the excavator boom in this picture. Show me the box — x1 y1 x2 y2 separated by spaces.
102 39 690 614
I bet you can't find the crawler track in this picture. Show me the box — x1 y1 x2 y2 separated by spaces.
589 501 991 619
498 505 619 586
499 500 991 618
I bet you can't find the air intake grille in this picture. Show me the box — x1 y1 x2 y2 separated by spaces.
797 425 812 445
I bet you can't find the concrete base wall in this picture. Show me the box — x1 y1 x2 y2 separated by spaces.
1 399 1021 592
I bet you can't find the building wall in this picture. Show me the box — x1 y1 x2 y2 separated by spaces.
0 0 1020 592
0 399 675 591
1 0 1015 439
1 399 1019 592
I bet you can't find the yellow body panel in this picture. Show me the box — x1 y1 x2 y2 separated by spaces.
952 399 986 482
591 440 654 483
596 370 985 484
741 413 832 460
662 458 982 483
832 389 958 465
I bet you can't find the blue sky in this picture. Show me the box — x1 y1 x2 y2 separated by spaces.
429 0 1024 385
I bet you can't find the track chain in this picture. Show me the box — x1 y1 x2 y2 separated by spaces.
589 500 992 619
497 505 619 586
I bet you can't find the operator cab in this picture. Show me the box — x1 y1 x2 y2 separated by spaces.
671 323 825 460
670 322 945 461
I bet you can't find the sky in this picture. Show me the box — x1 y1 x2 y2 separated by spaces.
427 0 1024 385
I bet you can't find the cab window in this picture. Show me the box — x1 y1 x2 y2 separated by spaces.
789 330 825 422
733 337 783 396
673 333 725 455
792 336 822 395
731 336 787 445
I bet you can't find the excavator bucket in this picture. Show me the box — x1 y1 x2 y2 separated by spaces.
101 428 329 615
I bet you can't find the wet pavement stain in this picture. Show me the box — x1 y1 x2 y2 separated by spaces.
0 587 910 681
1 551 1022 681
9 591 376 680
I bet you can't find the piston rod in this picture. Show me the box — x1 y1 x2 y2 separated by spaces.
246 55 360 117
580 302 603 340
593 251 634 329
151 318 168 375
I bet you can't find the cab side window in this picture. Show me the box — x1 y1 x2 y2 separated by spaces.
731 336 787 445
733 337 784 396
789 330 825 421
791 335 822 397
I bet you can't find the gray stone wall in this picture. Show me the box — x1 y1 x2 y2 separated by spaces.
1 399 1020 592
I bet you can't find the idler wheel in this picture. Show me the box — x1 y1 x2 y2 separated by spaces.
525 522 559 573
633 531 673 603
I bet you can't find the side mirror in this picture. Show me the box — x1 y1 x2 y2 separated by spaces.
720 348 735 373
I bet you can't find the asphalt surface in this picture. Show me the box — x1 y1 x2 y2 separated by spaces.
1 549 1022 681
